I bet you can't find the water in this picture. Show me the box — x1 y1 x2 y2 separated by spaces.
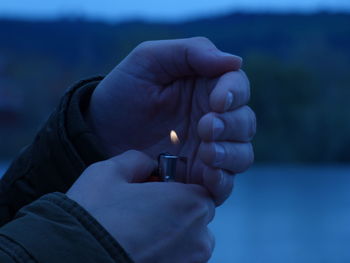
209 165 350 263
1 162 350 262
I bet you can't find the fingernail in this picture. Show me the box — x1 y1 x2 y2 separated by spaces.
224 91 233 111
214 144 225 166
212 118 224 140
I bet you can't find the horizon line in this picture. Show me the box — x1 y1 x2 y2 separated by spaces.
0 8 350 24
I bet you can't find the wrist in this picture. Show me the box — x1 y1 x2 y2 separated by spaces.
65 77 110 165
83 101 114 157
82 86 125 158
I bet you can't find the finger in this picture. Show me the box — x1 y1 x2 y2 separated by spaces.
209 70 250 113
107 150 157 183
199 142 254 173
188 184 216 224
198 106 257 142
118 37 242 85
202 168 235 206
207 228 216 254
194 228 216 263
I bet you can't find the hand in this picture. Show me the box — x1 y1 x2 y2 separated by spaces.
67 150 216 263
86 37 255 205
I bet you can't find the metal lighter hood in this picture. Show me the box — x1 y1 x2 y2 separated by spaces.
158 154 179 182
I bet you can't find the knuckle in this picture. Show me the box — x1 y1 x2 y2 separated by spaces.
194 238 213 263
198 142 215 166
238 69 251 101
187 195 206 213
186 189 213 219
240 143 254 172
239 69 250 88
233 106 256 141
230 143 254 173
84 159 119 178
133 41 157 56
124 149 147 160
136 40 152 50
85 161 104 174
206 111 217 121
230 143 239 161
124 149 138 156
197 113 216 140
246 106 257 140
247 143 255 166
200 201 214 222
191 36 211 43
104 159 120 171
215 174 234 206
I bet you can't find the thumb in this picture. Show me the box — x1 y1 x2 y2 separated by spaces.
118 37 242 85
106 150 157 183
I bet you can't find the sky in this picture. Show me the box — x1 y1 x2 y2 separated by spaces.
0 0 350 22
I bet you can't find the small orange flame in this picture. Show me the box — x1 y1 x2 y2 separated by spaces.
170 130 180 145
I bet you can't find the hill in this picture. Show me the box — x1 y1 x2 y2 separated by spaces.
1 13 350 162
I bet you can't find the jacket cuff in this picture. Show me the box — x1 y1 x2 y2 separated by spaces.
0 192 133 263
0 77 107 224
66 77 109 165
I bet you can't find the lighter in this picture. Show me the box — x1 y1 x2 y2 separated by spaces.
148 130 187 182
157 153 187 182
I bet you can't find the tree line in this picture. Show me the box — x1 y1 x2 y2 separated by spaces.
0 12 350 162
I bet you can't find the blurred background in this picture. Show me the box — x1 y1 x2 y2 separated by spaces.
0 0 350 262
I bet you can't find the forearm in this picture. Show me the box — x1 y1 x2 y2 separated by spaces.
0 193 133 263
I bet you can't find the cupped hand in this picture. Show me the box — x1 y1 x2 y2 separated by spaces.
86 37 256 205
67 150 215 263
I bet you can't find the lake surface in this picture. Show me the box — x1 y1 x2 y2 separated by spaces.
209 165 350 263
1 163 350 262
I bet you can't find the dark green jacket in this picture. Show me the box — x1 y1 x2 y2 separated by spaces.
0 77 133 262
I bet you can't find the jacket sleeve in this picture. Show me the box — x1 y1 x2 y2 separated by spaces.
0 77 108 226
0 78 134 262
0 192 133 263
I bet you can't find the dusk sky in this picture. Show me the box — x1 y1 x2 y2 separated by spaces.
0 0 350 22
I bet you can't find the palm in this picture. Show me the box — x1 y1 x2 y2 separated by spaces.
142 77 216 183
94 71 216 183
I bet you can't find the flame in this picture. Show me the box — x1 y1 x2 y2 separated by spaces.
170 130 180 145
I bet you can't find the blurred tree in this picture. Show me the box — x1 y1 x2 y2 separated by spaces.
0 13 349 162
